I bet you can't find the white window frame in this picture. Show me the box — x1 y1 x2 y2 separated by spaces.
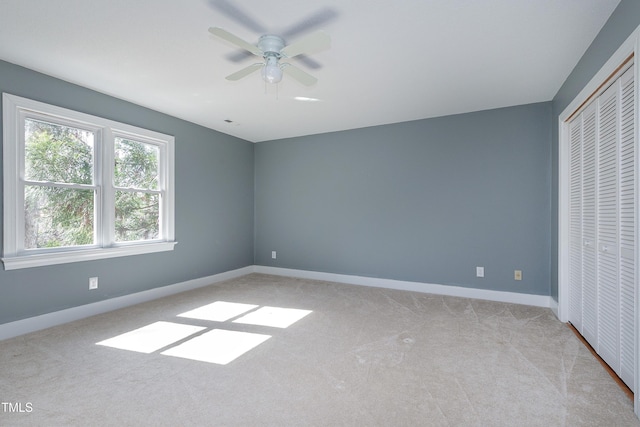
2 93 176 270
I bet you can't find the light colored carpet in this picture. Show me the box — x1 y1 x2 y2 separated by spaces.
0 273 637 426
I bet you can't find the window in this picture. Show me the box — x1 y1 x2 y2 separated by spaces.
2 93 175 270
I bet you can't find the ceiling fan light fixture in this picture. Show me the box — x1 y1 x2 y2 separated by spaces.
261 54 283 84
261 63 283 84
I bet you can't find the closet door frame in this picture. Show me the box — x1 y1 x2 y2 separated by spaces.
558 25 640 415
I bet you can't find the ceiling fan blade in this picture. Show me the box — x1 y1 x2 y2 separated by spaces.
209 27 262 56
281 64 318 86
208 0 266 34
226 63 264 81
280 31 331 59
281 8 338 39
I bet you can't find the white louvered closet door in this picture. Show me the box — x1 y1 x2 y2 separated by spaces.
569 102 598 346
568 111 583 334
597 79 620 372
618 66 635 388
568 63 635 391
583 102 598 348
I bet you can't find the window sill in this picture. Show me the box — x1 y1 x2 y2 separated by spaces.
2 242 177 270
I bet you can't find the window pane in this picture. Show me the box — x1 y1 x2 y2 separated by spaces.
25 185 95 249
24 119 94 184
115 191 159 242
114 138 159 190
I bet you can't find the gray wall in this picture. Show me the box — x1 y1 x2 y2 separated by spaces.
5 0 635 325
0 60 255 325
255 103 552 295
550 0 640 301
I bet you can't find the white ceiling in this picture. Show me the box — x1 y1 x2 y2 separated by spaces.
0 0 621 142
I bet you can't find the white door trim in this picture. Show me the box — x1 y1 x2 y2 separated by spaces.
558 24 640 415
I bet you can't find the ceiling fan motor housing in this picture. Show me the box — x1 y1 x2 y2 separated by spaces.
258 35 285 57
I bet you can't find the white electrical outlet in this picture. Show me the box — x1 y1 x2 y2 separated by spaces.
89 277 98 290
514 270 522 281
476 266 484 278
271 251 277 259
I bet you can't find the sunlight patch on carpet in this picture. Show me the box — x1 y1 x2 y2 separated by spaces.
177 301 258 322
96 303 312 363
96 321 205 353
233 306 312 328
161 329 271 365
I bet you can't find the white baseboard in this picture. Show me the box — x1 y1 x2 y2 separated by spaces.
253 266 553 308
0 266 254 342
0 264 554 342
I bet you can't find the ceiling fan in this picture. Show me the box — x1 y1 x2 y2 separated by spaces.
209 27 330 86
207 0 336 86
